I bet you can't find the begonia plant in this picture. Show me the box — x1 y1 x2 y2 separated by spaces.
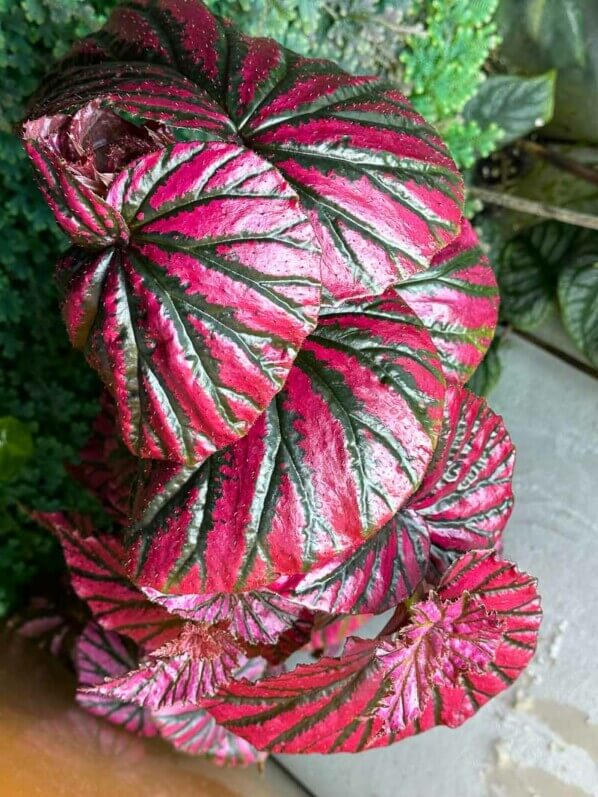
18 0 541 766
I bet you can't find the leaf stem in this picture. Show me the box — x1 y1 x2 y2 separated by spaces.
470 186 598 231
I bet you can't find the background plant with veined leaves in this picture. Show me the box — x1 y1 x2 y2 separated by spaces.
1 0 596 618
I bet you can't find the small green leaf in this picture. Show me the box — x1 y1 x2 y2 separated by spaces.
498 221 578 329
464 71 556 145
466 336 502 397
0 417 34 482
558 261 598 368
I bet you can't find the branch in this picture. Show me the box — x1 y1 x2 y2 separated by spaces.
520 140 598 187
470 186 598 231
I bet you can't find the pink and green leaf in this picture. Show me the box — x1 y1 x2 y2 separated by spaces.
28 62 237 144
75 623 158 737
33 512 179 650
200 552 540 753
57 140 321 466
408 384 515 577
271 508 430 615
396 220 499 384
127 295 445 594
44 0 465 300
87 623 247 710
154 703 266 766
140 586 314 649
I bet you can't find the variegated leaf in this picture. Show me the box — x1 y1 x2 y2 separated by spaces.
154 703 266 766
397 220 499 384
87 623 246 710
75 623 158 737
271 508 430 615
33 512 179 650
45 0 465 301
201 551 540 753
57 141 321 465
127 295 445 594
408 384 515 577
141 587 308 647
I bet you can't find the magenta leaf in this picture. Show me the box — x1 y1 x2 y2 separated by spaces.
375 593 502 732
34 512 179 650
67 392 138 525
154 704 266 766
87 623 247 710
200 552 540 754
38 0 464 302
396 220 499 384
271 508 430 615
56 140 321 465
141 587 309 648
28 62 237 145
408 384 515 577
75 623 158 737
127 295 445 594
23 130 128 248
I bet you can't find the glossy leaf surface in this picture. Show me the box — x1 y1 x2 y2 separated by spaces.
409 384 515 576
127 295 445 594
202 551 540 753
397 220 499 384
75 623 158 737
58 141 321 465
43 0 464 301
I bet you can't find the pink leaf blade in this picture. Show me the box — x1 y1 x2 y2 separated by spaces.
59 140 322 466
33 512 179 650
87 624 247 710
201 554 540 754
154 703 267 766
271 508 430 615
397 220 499 384
408 384 515 578
140 587 307 647
75 623 158 737
127 295 445 594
